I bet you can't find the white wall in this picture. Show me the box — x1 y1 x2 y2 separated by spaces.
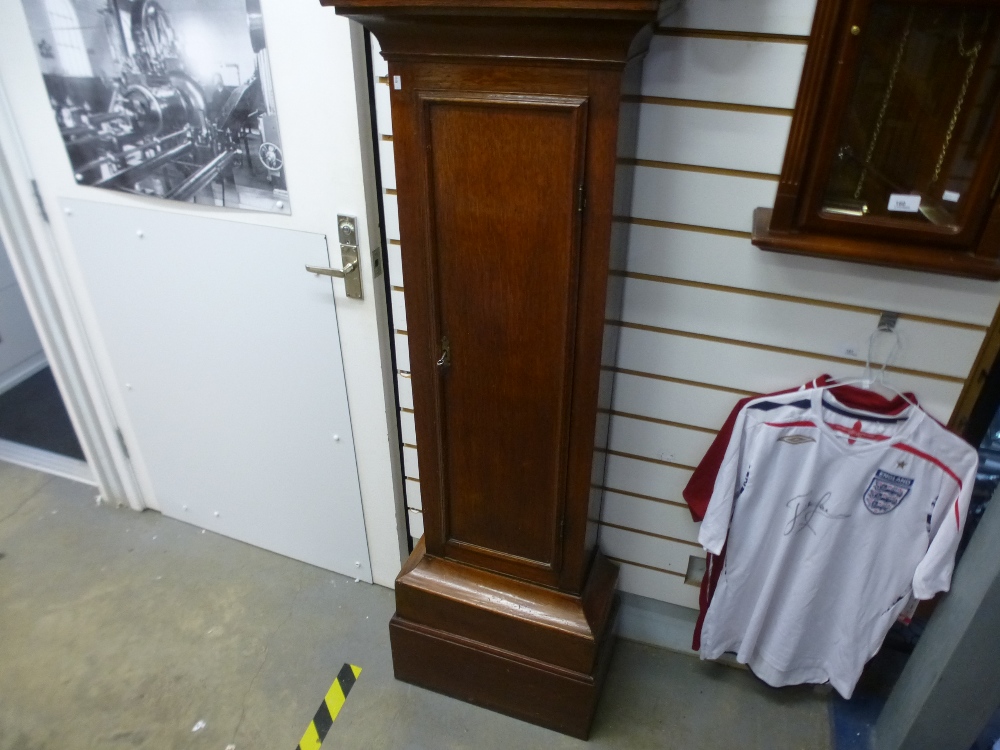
0 237 46 394
372 0 1000 608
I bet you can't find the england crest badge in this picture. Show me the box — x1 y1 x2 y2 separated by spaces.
863 469 914 514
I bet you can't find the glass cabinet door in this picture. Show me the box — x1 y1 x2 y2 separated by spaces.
820 2 1000 233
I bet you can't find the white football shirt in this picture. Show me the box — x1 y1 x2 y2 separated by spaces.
698 387 977 698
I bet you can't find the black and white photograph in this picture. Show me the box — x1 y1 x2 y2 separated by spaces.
21 0 291 213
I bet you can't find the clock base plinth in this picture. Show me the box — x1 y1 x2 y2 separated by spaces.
389 540 620 739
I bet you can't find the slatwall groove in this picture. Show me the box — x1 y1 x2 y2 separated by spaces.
601 521 702 548
623 94 794 116
633 104 791 174
606 448 696 472
406 479 422 510
605 409 718 435
612 320 967 384
602 491 700 542
610 373 749 430
622 158 780 181
600 526 698 576
629 165 778 233
596 486 689 510
609 556 687 578
612 271 989 332
605 453 692 504
370 1 1000 603
608 366 756 397
617 215 750 239
609 414 716 467
623 222 1000 326
389 268 980 378
614 326 964 424
655 27 809 44
615 278 984 377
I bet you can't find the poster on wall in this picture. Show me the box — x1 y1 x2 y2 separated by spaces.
20 0 291 214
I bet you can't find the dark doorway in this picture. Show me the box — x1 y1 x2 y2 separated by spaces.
0 367 84 460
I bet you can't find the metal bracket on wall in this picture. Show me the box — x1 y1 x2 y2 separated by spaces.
878 311 899 332
304 215 364 299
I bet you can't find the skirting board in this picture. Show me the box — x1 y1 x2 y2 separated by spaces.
0 352 47 396
617 591 699 656
0 438 95 486
617 591 746 670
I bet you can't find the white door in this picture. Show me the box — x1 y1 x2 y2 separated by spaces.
0 1 405 584
62 199 373 579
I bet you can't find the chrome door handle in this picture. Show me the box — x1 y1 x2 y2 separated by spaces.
304 215 363 299
306 260 358 278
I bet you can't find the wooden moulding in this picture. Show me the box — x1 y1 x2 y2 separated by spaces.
390 540 620 738
753 208 1000 280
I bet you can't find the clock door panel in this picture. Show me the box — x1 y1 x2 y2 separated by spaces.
422 93 588 583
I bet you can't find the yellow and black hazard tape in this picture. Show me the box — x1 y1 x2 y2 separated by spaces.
296 663 362 750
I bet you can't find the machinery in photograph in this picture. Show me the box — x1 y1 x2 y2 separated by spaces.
25 0 289 213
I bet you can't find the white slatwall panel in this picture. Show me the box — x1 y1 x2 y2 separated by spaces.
617 562 700 610
600 525 698 576
611 372 740 432
640 35 806 109
403 445 419 480
624 224 1000 326
635 104 790 174
615 326 963 423
388 270 978 380
396 373 412 409
393 332 409 370
390 288 407 331
663 0 815 35
369 3 1000 597
406 478 422 509
605 454 691 504
601 490 700 544
384 193 400 241
609 415 714 468
400 409 416 445
387 242 404 287
408 508 424 538
618 277 981 378
379 139 396 189
629 166 777 233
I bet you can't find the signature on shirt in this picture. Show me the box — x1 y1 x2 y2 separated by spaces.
784 492 851 536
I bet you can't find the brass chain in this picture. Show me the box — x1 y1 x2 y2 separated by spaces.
854 8 915 200
930 13 989 186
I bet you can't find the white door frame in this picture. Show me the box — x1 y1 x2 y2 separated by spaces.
0 79 145 510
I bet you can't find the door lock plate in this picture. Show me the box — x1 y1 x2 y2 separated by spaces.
337 215 363 299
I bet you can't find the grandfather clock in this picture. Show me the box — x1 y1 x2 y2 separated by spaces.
323 0 659 737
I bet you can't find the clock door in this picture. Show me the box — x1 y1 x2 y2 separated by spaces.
419 90 589 585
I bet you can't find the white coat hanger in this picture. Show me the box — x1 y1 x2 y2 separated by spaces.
819 312 920 409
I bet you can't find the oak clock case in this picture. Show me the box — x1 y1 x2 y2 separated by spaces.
753 0 1000 278
322 0 658 739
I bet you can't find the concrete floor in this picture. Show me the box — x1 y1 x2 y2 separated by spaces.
0 460 832 749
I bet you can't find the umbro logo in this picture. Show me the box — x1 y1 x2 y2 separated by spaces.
779 435 816 445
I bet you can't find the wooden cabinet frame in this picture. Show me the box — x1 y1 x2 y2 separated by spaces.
323 0 658 738
753 0 1000 279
